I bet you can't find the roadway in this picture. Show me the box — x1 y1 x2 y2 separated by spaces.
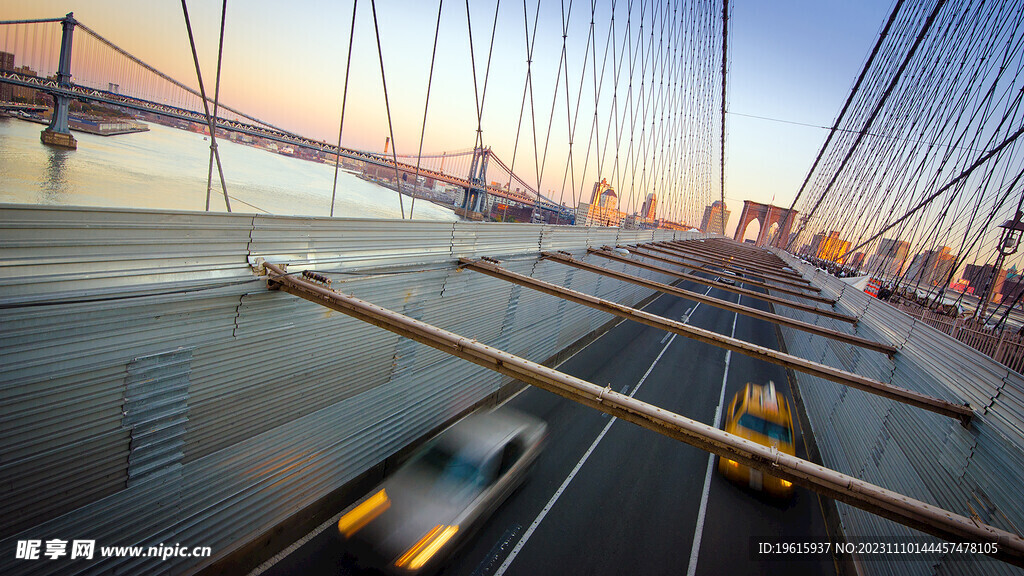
257 269 837 576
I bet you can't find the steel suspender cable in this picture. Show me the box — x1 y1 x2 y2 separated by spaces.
369 0 405 219
719 0 728 234
500 0 541 223
840 123 1024 260
180 0 231 212
791 0 949 248
409 0 445 220
205 0 229 212
330 0 359 218
780 0 906 247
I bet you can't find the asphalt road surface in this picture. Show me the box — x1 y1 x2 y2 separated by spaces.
258 271 838 576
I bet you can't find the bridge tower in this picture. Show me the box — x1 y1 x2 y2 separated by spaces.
460 147 491 216
40 13 77 149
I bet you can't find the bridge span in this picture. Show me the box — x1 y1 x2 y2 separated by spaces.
0 14 563 217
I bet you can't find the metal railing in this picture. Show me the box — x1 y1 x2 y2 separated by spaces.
889 302 1024 375
772 249 1024 576
0 204 697 576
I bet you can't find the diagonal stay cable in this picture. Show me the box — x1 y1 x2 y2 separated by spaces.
180 0 230 212
780 0 907 244
500 0 542 221
789 0 942 249
720 0 729 229
330 0 359 218
840 121 1024 260
370 0 406 219
409 0 445 220
205 0 229 212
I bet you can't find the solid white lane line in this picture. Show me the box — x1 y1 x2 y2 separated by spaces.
499 287 675 410
686 295 740 576
252 288 709 576
494 332 678 576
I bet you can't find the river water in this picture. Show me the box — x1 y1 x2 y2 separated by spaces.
0 116 457 221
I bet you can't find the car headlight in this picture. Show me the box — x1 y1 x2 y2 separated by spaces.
394 524 459 571
337 489 390 537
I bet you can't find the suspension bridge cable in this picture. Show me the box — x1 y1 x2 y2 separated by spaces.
847 9 1024 271
409 0 445 220
329 0 359 218
205 0 229 212
74 20 289 133
841 121 1024 261
556 0 599 220
499 0 542 222
536 0 573 214
180 0 231 212
369 0 406 219
719 0 728 233
780 0 906 246
789 0 949 249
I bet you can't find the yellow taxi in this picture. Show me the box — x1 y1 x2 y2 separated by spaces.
718 381 796 497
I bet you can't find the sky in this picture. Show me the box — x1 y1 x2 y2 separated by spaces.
1 0 895 233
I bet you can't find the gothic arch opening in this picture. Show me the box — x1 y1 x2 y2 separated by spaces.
740 218 761 243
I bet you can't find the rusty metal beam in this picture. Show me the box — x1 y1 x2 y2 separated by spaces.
670 239 807 273
626 244 817 295
542 252 896 355
690 238 795 268
625 246 832 304
672 239 798 271
653 242 814 288
591 248 853 321
260 261 1016 566
459 258 970 424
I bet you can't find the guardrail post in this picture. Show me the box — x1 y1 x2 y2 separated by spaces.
995 329 1008 363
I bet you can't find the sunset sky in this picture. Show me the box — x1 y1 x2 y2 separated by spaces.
1 0 894 234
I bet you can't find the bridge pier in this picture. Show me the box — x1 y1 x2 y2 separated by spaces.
40 13 77 150
459 147 491 218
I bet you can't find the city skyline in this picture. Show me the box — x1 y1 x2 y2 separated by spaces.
800 231 1024 307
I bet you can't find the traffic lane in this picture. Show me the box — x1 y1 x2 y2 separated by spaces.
470 292 738 575
259 356 626 576
260 291 694 576
445 291 711 576
692 293 836 576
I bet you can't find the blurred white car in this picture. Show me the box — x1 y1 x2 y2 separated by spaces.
338 407 547 573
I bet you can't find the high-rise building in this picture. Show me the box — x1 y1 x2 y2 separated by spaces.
576 179 624 227
700 201 729 235
590 178 617 210
807 231 851 263
0 52 14 102
641 193 657 220
1000 277 1024 305
905 246 955 288
963 263 1007 300
12 65 39 102
865 237 911 278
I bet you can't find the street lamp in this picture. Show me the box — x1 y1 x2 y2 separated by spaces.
978 211 1024 322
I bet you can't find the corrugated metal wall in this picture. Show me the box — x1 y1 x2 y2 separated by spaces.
0 205 695 575
770 250 1024 576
